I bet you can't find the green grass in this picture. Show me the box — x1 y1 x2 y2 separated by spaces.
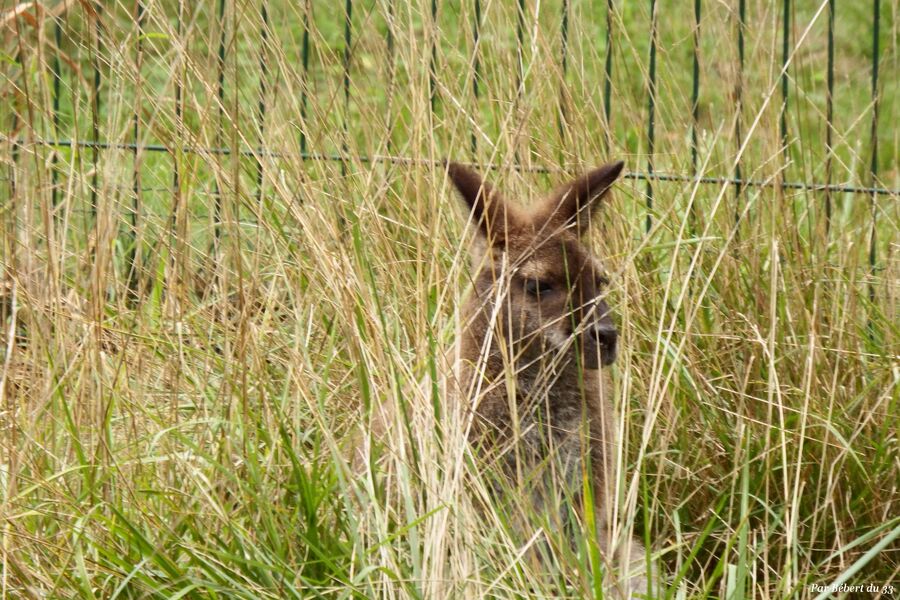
1 0 897 598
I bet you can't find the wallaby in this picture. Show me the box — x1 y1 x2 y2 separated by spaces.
446 160 649 597
354 160 650 597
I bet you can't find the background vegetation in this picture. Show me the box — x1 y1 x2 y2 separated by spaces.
1 0 897 597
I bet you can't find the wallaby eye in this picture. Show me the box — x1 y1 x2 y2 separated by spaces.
525 279 555 298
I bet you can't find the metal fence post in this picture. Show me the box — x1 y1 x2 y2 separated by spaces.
734 0 746 227
256 1 270 205
604 0 614 151
300 0 311 156
868 0 881 327
690 0 701 234
645 0 658 234
129 0 145 302
471 0 482 158
213 0 227 250
342 0 352 178
824 0 835 235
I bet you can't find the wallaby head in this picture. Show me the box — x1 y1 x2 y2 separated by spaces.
447 161 625 372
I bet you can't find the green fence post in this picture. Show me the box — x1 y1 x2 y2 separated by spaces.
213 0 227 248
516 0 525 97
690 0 701 235
645 0 658 234
51 17 63 216
824 0 835 234
690 0 700 175
604 0 614 151
256 1 270 205
173 0 184 235
129 0 145 302
515 0 526 162
430 0 438 114
558 0 569 142
780 0 790 154
868 0 881 326
90 2 103 220
300 0 311 156
386 0 395 154
342 0 352 177
471 0 481 158
734 0 745 227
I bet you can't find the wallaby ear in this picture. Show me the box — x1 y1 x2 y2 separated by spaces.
539 160 625 232
446 161 513 243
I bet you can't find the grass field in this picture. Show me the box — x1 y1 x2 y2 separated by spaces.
1 0 898 597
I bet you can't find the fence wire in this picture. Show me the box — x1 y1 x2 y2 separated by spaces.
2 0 896 289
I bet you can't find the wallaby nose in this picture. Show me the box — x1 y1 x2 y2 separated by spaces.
591 324 618 366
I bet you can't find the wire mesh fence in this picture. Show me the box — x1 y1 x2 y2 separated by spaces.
2 0 897 303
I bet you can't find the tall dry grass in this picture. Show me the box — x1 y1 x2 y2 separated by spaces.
1 0 897 598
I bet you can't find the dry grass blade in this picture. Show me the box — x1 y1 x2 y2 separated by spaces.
0 0 896 598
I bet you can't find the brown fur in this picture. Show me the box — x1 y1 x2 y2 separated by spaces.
447 161 649 596
353 161 651 597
